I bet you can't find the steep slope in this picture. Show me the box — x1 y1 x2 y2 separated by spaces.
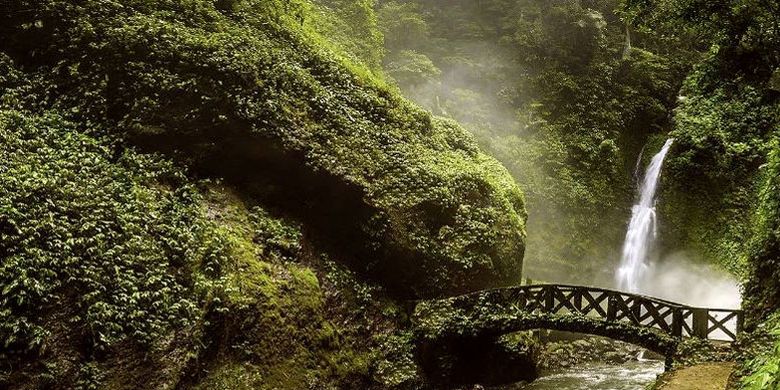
0 108 380 388
622 0 780 385
376 0 689 282
739 141 780 390
0 0 526 298
621 0 780 275
0 0 527 388
744 140 780 324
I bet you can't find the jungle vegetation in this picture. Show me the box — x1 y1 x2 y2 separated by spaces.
0 0 778 389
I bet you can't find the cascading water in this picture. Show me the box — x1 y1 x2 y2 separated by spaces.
616 139 674 293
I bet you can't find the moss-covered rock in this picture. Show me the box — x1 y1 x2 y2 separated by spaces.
743 138 780 325
0 127 381 389
645 3 780 274
659 74 776 272
0 1 525 387
0 0 526 298
0 108 233 388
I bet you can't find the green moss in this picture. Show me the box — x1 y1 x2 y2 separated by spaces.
186 190 376 389
740 315 780 390
0 108 239 388
0 97 388 390
1 0 526 297
0 108 219 353
497 332 537 357
309 0 385 73
192 362 265 390
0 1 533 386
743 137 780 323
660 73 776 272
373 330 423 388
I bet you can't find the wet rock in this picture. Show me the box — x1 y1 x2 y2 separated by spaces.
537 334 654 370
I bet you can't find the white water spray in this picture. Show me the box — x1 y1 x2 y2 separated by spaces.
617 139 674 293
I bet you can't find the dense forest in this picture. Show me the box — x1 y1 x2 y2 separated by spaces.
0 0 778 389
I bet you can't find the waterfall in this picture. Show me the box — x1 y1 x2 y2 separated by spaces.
617 139 674 293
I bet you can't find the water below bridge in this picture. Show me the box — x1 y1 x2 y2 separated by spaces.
512 360 665 390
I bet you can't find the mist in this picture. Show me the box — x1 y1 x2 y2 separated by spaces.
638 252 742 309
378 1 745 303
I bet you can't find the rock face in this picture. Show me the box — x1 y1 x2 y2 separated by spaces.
418 334 539 387
0 0 526 298
744 141 780 324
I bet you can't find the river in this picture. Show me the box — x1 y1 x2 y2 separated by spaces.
516 360 665 390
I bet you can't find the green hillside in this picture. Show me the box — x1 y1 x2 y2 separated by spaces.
1 0 779 389
0 0 525 388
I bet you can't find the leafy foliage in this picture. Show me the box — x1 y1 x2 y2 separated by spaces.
385 50 441 88
625 0 780 384
743 139 780 324
0 106 381 387
623 0 779 268
741 315 780 390
311 0 385 72
378 0 688 279
0 0 532 387
0 0 527 298
0 109 225 355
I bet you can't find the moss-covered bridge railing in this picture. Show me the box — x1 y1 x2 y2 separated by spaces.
412 284 743 361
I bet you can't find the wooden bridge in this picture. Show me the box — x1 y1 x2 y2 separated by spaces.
414 284 743 356
484 284 744 341
413 284 743 383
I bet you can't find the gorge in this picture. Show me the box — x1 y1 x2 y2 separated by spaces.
0 1 778 389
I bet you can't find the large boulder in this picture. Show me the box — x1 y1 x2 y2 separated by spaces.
0 0 526 298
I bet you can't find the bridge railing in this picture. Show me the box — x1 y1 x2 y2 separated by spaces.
480 284 742 342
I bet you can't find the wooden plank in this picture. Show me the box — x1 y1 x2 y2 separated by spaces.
611 295 628 321
641 302 673 331
552 288 579 314
736 311 744 335
630 296 642 324
525 287 546 312
612 294 637 323
681 310 693 337
656 307 675 331
581 290 609 317
515 289 528 311
637 301 655 324
572 287 582 314
706 311 739 341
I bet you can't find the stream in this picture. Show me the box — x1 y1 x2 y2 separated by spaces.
517 360 665 390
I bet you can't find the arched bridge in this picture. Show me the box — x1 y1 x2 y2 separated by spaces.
413 284 743 359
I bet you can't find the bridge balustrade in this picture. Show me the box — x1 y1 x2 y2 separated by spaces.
482 284 742 342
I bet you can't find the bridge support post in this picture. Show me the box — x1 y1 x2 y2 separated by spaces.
692 309 709 338
606 294 617 322
544 285 554 312
631 299 641 325
671 309 683 337
736 312 745 335
573 288 583 312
